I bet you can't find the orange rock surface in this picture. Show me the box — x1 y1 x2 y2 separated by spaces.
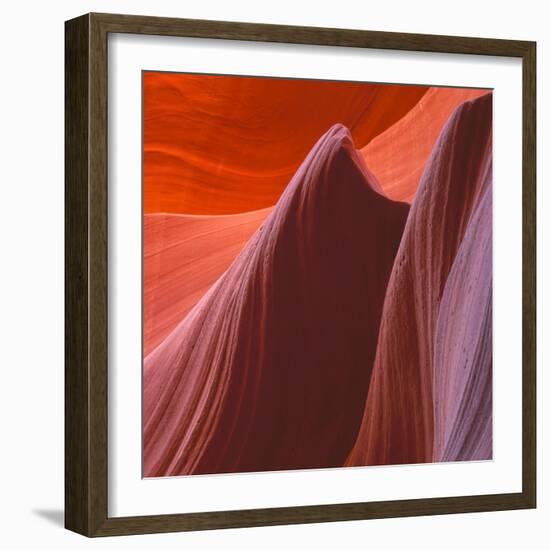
144 209 270 355
143 72 427 214
362 87 490 202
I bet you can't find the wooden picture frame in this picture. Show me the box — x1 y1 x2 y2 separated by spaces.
65 12 536 537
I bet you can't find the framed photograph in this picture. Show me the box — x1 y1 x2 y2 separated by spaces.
65 12 536 537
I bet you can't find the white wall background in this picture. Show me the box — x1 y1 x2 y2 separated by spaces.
0 0 546 547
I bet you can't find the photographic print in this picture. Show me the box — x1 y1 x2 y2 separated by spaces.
142 72 493 478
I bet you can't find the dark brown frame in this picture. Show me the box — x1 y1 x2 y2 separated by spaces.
65 12 537 537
